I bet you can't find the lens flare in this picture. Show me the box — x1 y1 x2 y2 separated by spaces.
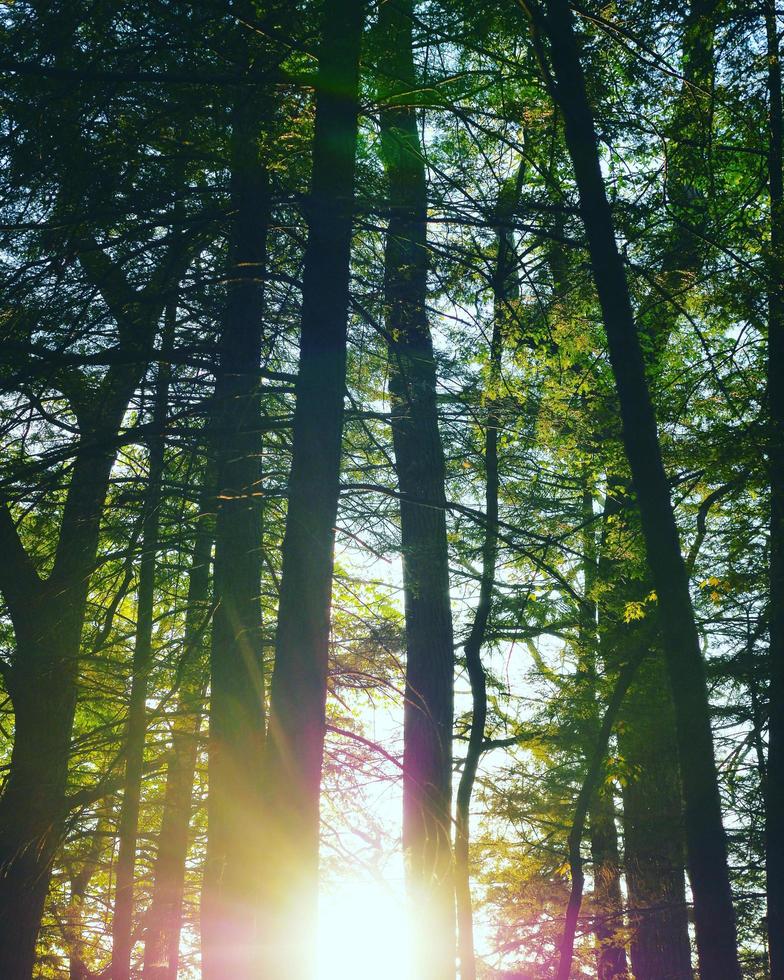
316 880 409 980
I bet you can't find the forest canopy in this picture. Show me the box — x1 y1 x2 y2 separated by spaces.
0 1 780 979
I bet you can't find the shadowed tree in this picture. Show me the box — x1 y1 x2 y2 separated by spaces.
530 0 742 975
378 1 457 976
201 85 269 980
0 232 190 979
454 167 522 980
258 0 365 975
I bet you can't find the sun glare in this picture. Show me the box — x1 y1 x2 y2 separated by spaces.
316 880 409 980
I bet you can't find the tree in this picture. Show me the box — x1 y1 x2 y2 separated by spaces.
0 1 775 976
258 0 365 974
531 0 742 975
112 309 173 980
201 62 270 980
378 2 457 975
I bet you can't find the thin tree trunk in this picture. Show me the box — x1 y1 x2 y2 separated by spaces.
201 91 269 979
537 3 741 977
588 788 627 980
143 478 214 980
257 2 364 976
765 1 784 976
556 654 643 980
455 169 521 980
112 317 172 980
378 3 456 976
580 485 628 980
64 812 111 980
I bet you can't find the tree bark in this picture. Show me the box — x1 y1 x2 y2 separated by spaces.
597 489 692 980
643 0 717 359
580 485 628 980
201 92 269 980
257 1 364 976
537 2 742 977
378 3 456 976
602 5 715 972
0 613 84 979
620 658 692 980
0 394 153 979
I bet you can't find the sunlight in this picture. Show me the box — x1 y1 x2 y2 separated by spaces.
316 880 409 980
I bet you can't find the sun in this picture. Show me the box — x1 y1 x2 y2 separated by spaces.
316 879 409 980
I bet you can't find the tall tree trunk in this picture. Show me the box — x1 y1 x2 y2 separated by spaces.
580 485 628 980
143 478 214 980
537 3 741 977
455 170 521 980
620 658 692 980
644 0 717 358
201 92 269 980
0 622 81 979
597 490 692 980
378 3 456 977
765 1 784 976
0 433 126 980
0 197 187 978
604 5 715 972
112 319 172 980
588 788 627 980
257 2 364 976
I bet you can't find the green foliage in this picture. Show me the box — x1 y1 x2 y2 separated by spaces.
0 0 775 975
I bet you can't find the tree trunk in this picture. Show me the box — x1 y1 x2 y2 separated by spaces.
377 3 456 977
0 630 80 979
620 658 692 980
257 2 364 976
597 491 692 980
143 478 214 980
112 320 171 980
588 789 627 980
597 4 715 972
766 1 784 976
201 94 269 980
0 186 187 978
539 3 741 977
556 656 643 980
580 485 629 980
64 811 111 980
0 436 120 980
643 0 717 359
455 169 521 980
